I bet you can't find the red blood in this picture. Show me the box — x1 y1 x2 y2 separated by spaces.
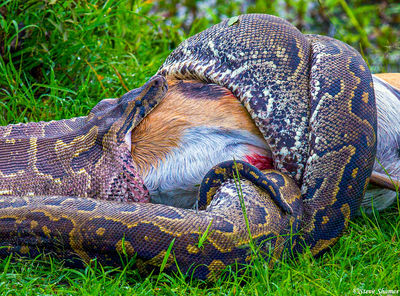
245 154 274 170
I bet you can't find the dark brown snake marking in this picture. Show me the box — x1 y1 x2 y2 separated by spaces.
0 14 376 280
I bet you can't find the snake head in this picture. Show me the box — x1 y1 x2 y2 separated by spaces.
115 75 168 144
86 75 168 145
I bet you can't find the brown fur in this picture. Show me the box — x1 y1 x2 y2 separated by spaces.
375 73 400 90
131 79 264 174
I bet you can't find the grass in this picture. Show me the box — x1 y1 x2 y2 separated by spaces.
1 0 400 294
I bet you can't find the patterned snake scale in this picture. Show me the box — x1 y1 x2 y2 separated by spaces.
0 14 376 280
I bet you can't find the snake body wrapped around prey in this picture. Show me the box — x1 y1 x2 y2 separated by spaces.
0 14 376 280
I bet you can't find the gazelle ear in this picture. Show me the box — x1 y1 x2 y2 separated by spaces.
370 171 400 191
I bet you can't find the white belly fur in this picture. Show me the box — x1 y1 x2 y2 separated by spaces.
144 126 269 208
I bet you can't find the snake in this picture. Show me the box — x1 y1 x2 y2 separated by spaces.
0 14 376 280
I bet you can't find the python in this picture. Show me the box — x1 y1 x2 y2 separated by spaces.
0 14 395 279
132 75 400 212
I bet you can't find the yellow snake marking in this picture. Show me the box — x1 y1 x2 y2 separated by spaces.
30 220 38 229
20 245 30 255
207 189 216 205
68 227 90 262
207 260 227 280
273 176 280 184
0 164 24 179
274 45 287 59
363 177 370 195
102 125 118 151
60 120 76 132
54 126 98 159
145 250 175 269
116 240 135 256
290 35 309 82
96 227 106 236
310 78 346 128
214 167 226 175
85 214 235 248
311 237 340 256
187 244 200 254
29 137 55 181
249 170 259 179
1 214 26 225
5 138 15 144
208 259 226 271
236 162 244 170
362 92 369 104
278 176 300 204
352 168 358 178
42 225 51 238
268 185 276 197
39 123 46 137
245 254 254 262
341 203 351 229
211 224 284 253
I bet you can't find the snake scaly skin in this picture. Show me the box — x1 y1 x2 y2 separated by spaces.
0 14 376 280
